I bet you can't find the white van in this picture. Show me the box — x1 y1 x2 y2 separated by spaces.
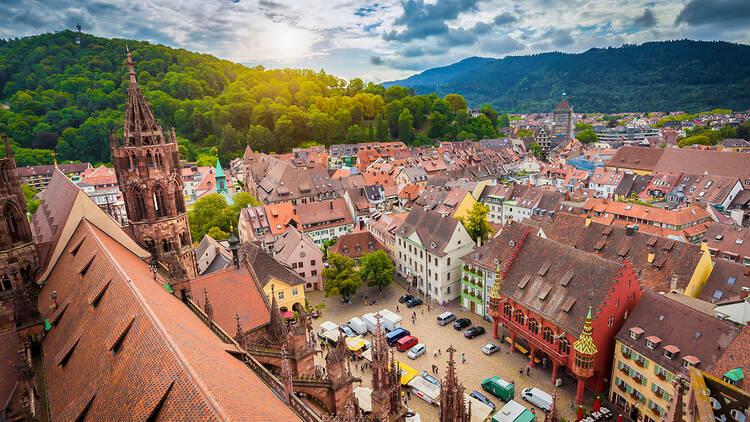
521 387 552 412
437 311 456 326
347 317 368 335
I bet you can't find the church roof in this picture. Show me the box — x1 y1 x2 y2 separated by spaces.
37 219 300 420
215 158 225 178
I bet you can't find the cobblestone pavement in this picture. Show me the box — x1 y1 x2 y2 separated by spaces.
308 281 604 421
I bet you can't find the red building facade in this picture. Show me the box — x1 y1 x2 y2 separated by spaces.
464 222 642 404
110 51 197 287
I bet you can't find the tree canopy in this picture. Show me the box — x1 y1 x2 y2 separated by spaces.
187 191 260 243
322 254 361 300
458 202 494 243
0 31 501 167
358 250 394 293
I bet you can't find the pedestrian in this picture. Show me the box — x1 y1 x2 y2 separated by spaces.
526 367 530 376
407 390 411 400
461 353 466 364
570 400 574 410
438 348 441 356
427 304 431 312
519 367 524 376
531 408 536 415
396 305 399 312
412 311 416 318
433 350 438 358
421 309 424 315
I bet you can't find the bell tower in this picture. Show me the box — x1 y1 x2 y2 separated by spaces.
110 50 197 289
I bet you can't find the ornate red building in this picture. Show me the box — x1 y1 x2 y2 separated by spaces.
110 51 197 288
467 222 642 404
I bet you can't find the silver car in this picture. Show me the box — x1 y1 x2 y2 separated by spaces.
407 343 426 359
482 343 499 355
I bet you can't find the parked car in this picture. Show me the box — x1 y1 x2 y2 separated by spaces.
453 318 471 330
437 311 456 326
464 326 486 338
481 376 515 401
470 390 496 411
399 294 414 303
482 343 500 355
397 335 419 352
406 298 423 308
407 343 426 359
339 325 355 337
521 387 552 412
347 317 368 335
419 371 440 387
385 328 410 347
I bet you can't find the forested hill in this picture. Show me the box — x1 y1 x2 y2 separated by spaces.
2 31 495 167
385 40 750 113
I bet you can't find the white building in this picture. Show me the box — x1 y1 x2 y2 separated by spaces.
395 207 475 305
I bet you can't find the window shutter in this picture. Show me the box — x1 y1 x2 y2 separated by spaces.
651 383 656 393
648 399 653 409
643 359 649 369
618 361 622 370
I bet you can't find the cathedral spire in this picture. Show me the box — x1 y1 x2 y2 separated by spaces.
124 49 137 85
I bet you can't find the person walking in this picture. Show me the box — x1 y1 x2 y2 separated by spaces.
526 367 530 376
438 348 441 356
461 353 466 364
519 367 524 376
433 350 438 358
396 305 399 312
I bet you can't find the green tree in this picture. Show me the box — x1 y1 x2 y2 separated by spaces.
481 104 498 125
458 202 494 243
188 193 235 242
358 250 394 293
529 142 542 157
575 122 592 131
21 184 37 202
427 111 448 138
497 113 510 128
27 199 40 216
207 226 229 240
736 122 750 140
323 254 361 300
577 129 599 144
444 94 467 112
398 108 413 142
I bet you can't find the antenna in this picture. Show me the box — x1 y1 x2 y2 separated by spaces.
75 23 82 45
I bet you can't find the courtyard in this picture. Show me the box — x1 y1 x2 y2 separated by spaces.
307 279 606 421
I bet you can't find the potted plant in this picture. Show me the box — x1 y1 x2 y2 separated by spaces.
654 389 663 398
617 383 626 391
656 372 666 380
635 359 644 367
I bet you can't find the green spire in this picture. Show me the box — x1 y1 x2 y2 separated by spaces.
215 158 225 178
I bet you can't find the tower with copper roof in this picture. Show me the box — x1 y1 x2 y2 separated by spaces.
110 50 197 289
572 307 598 404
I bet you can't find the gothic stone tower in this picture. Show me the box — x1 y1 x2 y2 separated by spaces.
0 136 41 332
371 315 406 422
552 92 575 142
440 346 471 422
110 51 197 288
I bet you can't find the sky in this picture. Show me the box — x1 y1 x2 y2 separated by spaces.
1 0 749 82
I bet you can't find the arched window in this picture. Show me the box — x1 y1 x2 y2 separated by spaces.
575 353 594 370
543 327 555 344
130 187 147 221
162 239 171 253
153 184 169 218
146 150 154 169
180 231 189 247
144 238 156 254
3 203 29 244
154 152 162 168
558 337 570 355
173 184 185 214
514 309 525 324
503 302 512 319
128 152 136 170
528 318 539 334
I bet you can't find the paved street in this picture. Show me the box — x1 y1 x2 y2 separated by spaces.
308 280 602 421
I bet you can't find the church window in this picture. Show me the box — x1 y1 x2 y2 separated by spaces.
528 318 539 334
146 151 154 168
558 338 570 355
514 309 525 324
162 239 171 253
543 327 554 344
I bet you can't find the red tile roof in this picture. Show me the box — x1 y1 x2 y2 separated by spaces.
38 220 300 420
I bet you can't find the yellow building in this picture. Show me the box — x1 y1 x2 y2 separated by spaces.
452 191 477 221
264 278 305 313
684 241 714 297
610 291 740 422
242 242 307 313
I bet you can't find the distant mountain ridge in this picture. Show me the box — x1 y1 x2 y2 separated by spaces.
385 40 750 113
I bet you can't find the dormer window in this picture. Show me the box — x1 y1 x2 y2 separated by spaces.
663 345 680 359
646 336 661 350
630 327 643 340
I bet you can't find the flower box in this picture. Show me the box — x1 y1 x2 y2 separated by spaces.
656 372 666 380
635 359 644 367
617 383 626 391
654 390 663 398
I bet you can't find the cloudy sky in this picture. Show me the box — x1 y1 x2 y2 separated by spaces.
2 0 749 82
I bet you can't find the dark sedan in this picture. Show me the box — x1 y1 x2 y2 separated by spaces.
469 391 496 411
399 294 414 303
453 318 471 330
406 298 423 308
464 326 486 339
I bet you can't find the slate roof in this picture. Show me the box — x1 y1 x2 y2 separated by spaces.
617 290 739 376
16 162 90 177
242 242 305 289
296 198 353 229
397 207 462 256
38 220 300 421
273 227 320 263
30 169 81 267
463 222 626 334
654 149 750 189
539 213 703 291
705 223 750 263
697 260 750 304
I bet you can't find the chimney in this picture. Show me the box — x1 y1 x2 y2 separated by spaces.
477 237 482 248
740 286 749 300
625 226 634 236
670 274 678 291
